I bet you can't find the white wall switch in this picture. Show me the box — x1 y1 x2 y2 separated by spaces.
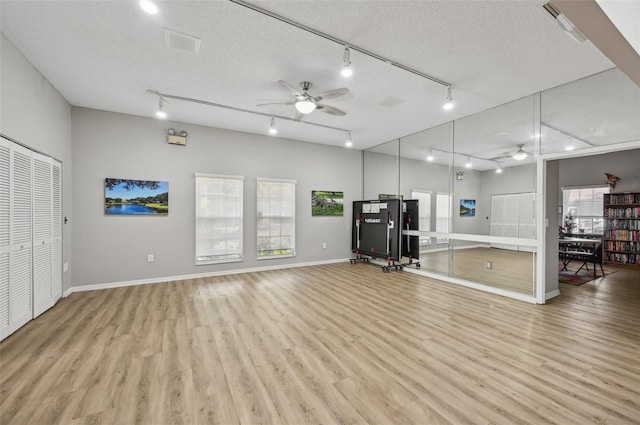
322 242 327 249
147 254 154 262
63 262 69 272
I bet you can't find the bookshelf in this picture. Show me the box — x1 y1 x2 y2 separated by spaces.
603 193 640 265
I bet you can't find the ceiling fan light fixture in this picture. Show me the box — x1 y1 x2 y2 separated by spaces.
295 99 317 114
443 86 454 111
139 0 158 15
512 144 528 161
341 47 353 77
268 116 278 135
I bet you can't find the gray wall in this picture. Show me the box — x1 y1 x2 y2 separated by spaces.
71 107 362 287
559 148 640 193
478 164 537 235
0 34 73 291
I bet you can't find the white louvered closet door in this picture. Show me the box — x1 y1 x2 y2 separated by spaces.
10 144 33 333
33 152 54 317
0 139 11 339
52 160 62 303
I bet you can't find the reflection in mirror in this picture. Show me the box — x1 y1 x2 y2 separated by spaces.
363 139 399 199
399 123 453 276
452 95 537 239
451 239 536 296
541 68 640 154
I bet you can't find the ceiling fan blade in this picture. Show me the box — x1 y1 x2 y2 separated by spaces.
256 101 295 107
278 80 302 97
316 104 346 116
315 87 349 101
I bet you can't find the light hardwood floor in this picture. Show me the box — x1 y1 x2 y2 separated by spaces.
1 262 639 424
419 247 535 294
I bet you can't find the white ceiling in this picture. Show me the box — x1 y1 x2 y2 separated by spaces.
0 0 622 156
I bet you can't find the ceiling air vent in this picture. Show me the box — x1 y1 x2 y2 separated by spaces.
164 28 201 55
542 2 586 43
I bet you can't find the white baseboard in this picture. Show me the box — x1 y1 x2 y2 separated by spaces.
64 258 350 296
545 289 561 300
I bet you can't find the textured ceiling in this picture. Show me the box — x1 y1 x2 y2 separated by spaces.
0 0 623 164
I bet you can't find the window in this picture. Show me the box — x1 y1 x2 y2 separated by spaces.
257 178 296 258
411 190 431 245
562 186 609 234
195 174 243 265
436 193 451 243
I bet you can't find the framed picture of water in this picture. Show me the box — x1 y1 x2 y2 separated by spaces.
104 178 169 215
459 199 476 217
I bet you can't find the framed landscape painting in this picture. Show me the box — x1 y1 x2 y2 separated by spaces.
312 190 344 216
105 178 169 215
459 199 476 217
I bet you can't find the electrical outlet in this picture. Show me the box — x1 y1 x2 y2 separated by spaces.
485 260 492 270
147 254 154 262
322 242 327 249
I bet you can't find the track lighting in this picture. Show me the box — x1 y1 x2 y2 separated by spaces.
345 131 353 148
426 149 434 162
155 97 167 119
341 47 353 78
512 144 528 161
268 117 278 135
565 137 575 151
443 86 454 111
139 0 158 15
496 165 503 174
465 156 472 168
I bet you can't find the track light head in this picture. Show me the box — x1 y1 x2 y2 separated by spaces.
496 165 503 174
341 47 353 77
426 149 434 162
345 131 353 148
155 97 167 119
443 86 454 110
268 116 278 135
464 156 472 168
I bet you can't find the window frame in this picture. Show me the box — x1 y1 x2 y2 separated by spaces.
194 173 244 265
562 185 609 235
256 177 296 260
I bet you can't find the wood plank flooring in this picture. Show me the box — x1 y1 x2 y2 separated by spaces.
420 247 535 294
1 262 639 424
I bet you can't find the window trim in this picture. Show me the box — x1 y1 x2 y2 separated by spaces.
256 177 297 260
194 173 244 265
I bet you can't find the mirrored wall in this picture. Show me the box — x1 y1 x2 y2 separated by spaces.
363 67 639 301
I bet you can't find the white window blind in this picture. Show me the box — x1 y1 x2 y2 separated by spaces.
562 186 609 234
257 178 296 258
411 190 431 245
435 193 451 243
195 174 244 265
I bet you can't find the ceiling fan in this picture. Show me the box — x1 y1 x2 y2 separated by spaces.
257 80 349 120
490 144 533 162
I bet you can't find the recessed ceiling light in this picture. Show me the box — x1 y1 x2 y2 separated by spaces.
140 0 158 15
